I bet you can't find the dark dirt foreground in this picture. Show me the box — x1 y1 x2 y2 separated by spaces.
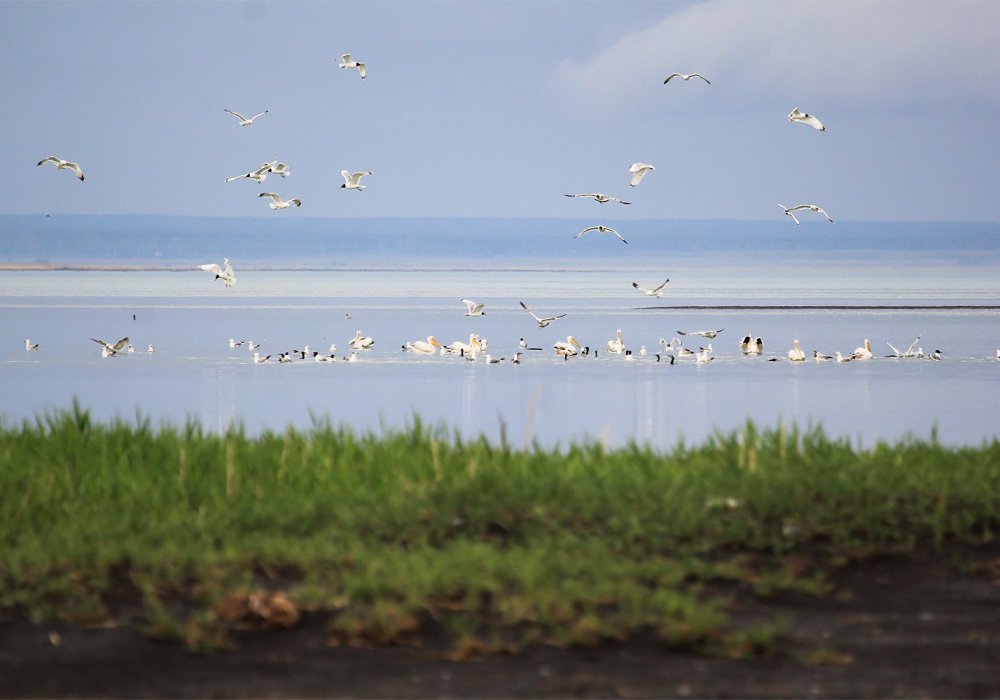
3 547 1000 699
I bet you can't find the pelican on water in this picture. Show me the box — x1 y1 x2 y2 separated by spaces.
92 336 129 356
788 339 806 362
349 330 374 350
405 336 443 353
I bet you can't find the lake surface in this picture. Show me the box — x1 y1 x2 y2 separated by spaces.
2 259 998 448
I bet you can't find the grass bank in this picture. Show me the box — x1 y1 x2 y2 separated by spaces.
1 407 998 656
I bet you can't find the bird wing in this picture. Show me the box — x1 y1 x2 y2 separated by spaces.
904 336 921 356
341 170 355 185
224 109 247 121
357 63 366 79
112 337 130 351
351 171 371 181
258 192 281 203
574 226 598 238
225 173 249 183
461 299 478 313
689 73 710 83
663 73 682 83
652 279 670 293
629 170 648 188
37 156 62 166
223 259 234 276
632 282 648 293
610 228 629 244
341 54 353 63
63 162 84 180
815 207 834 222
519 301 542 322
612 197 631 205
249 110 268 121
802 114 825 130
199 263 223 274
91 338 113 351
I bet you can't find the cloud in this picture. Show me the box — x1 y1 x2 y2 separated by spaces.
552 1 1000 112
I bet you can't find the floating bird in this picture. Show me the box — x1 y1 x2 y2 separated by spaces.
639 345 646 357
228 338 245 349
126 343 135 354
484 354 504 364
740 335 764 355
851 339 873 360
91 336 129 356
519 301 566 328
405 336 442 353
461 299 486 316
835 352 853 363
663 72 710 84
788 339 806 362
814 350 833 362
24 339 38 351
927 350 942 361
564 193 631 205
884 336 922 358
447 334 480 355
147 344 155 353
607 329 625 354
248 341 260 352
199 258 235 287
788 107 825 131
778 203 834 225
661 337 695 357
627 162 655 188
258 192 302 210
37 156 84 181
513 352 522 365
341 170 373 190
554 336 582 357
348 330 374 350
575 225 628 244
224 108 268 126
696 347 714 364
338 54 367 79
632 279 669 297
677 328 724 339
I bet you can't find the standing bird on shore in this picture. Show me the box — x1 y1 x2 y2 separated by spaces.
788 107 825 131
338 54 367 79
224 108 268 126
37 156 84 181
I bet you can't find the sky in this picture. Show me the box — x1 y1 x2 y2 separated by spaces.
2 0 999 222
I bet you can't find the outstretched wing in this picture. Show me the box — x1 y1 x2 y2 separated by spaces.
357 62 367 79
574 226 598 239
652 278 670 293
663 73 682 83
258 192 281 203
519 301 542 322
224 109 247 121
688 73 711 84
112 337 130 351
199 263 223 275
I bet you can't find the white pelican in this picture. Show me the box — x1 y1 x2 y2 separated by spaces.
519 301 566 328
338 54 367 79
348 330 374 350
92 336 129 356
788 108 825 131
258 192 301 210
632 279 669 297
814 350 833 362
627 162 655 188
461 299 486 316
341 170 373 190
147 344 155 353
564 193 631 205
835 352 853 363
778 203 834 225
607 329 625 354
199 258 235 287
447 333 479 355
473 335 488 352
740 335 764 355
851 339 873 360
788 339 806 362
554 336 582 357
24 339 38 351
224 108 268 126
663 72 710 84
575 225 628 244
677 328 724 339
37 156 85 181
405 336 442 353
228 338 245 349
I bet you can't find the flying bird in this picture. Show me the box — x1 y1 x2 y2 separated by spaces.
778 203 834 225
91 336 129 356
564 193 631 205
574 225 628 245
341 170 373 190
677 328 724 339
226 159 290 184
199 258 235 287
224 108 268 126
24 339 39 351
338 54 367 79
258 192 302 210
627 163 655 188
663 72 710 84
37 156 84 181
632 279 669 298
519 301 566 328
788 107 825 131
461 299 486 316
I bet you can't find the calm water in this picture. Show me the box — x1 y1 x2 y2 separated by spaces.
2 260 998 448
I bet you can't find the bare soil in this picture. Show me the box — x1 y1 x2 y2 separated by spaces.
3 546 1000 699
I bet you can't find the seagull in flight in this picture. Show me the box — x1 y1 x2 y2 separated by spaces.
91 336 129 356
627 163 655 188
259 192 302 210
37 156 84 181
199 257 235 287
574 225 628 245
632 279 669 298
663 72 711 84
341 170 373 191
778 203 834 225
338 54 367 79
461 299 486 316
519 301 566 328
564 193 630 205
788 107 825 131
224 108 268 126
226 159 290 183
677 328 724 339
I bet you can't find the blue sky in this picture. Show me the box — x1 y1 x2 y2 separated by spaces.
2 0 998 221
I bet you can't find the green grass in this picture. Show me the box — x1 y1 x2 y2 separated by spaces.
1 406 998 654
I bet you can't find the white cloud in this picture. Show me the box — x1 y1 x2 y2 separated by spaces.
553 1 1000 113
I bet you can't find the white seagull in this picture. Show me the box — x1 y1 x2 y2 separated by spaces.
228 338 245 349
461 299 486 316
225 162 272 184
519 301 566 328
627 163 655 188
632 279 669 298
253 352 270 364
341 170 373 191
258 192 302 210
885 336 922 358
199 258 235 287
224 108 268 127
91 336 129 356
24 339 39 351
338 54 367 79
814 350 833 362
147 344 155 353
574 225 628 245
564 193 631 205
677 328 724 339
663 72 711 84
37 156 84 181
788 108 825 131
778 203 834 225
